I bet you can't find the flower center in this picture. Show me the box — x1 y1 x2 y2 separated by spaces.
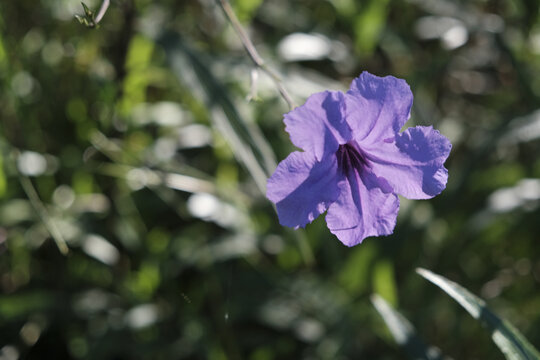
337 142 369 176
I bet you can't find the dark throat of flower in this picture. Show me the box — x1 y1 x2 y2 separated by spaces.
337 142 370 177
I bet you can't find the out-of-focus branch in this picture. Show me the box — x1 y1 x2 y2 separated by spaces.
217 0 296 111
76 0 110 28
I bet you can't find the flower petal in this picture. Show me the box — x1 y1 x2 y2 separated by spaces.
363 126 452 199
325 168 399 246
284 91 352 161
345 72 413 144
267 151 341 228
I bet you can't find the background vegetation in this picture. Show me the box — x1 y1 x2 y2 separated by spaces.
1 0 540 358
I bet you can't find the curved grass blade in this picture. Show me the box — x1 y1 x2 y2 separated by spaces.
158 32 276 195
371 294 447 360
417 268 540 360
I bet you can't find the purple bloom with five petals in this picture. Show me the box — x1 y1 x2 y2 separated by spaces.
266 72 451 246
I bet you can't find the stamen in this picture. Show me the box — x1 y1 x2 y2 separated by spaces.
337 142 369 176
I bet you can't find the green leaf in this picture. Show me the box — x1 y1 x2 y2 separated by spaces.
81 2 94 17
119 35 155 115
371 294 446 360
417 268 540 360
0 153 7 197
0 291 55 320
353 0 390 55
373 259 398 307
338 241 376 294
75 2 98 28
232 0 264 23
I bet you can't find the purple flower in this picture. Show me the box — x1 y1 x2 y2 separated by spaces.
266 72 451 246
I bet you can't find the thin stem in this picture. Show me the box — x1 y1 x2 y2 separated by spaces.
95 0 110 23
217 0 296 111
17 168 69 255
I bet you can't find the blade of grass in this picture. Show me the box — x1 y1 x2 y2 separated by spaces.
18 172 68 255
97 163 216 195
371 294 446 360
417 268 540 360
158 33 273 195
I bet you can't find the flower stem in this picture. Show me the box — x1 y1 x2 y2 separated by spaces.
217 0 296 111
94 0 110 24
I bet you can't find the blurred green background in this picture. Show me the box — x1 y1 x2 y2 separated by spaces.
1 0 540 359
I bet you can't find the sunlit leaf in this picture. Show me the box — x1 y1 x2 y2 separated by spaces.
353 0 390 54
120 36 155 115
417 268 540 360
371 294 446 360
232 0 263 23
